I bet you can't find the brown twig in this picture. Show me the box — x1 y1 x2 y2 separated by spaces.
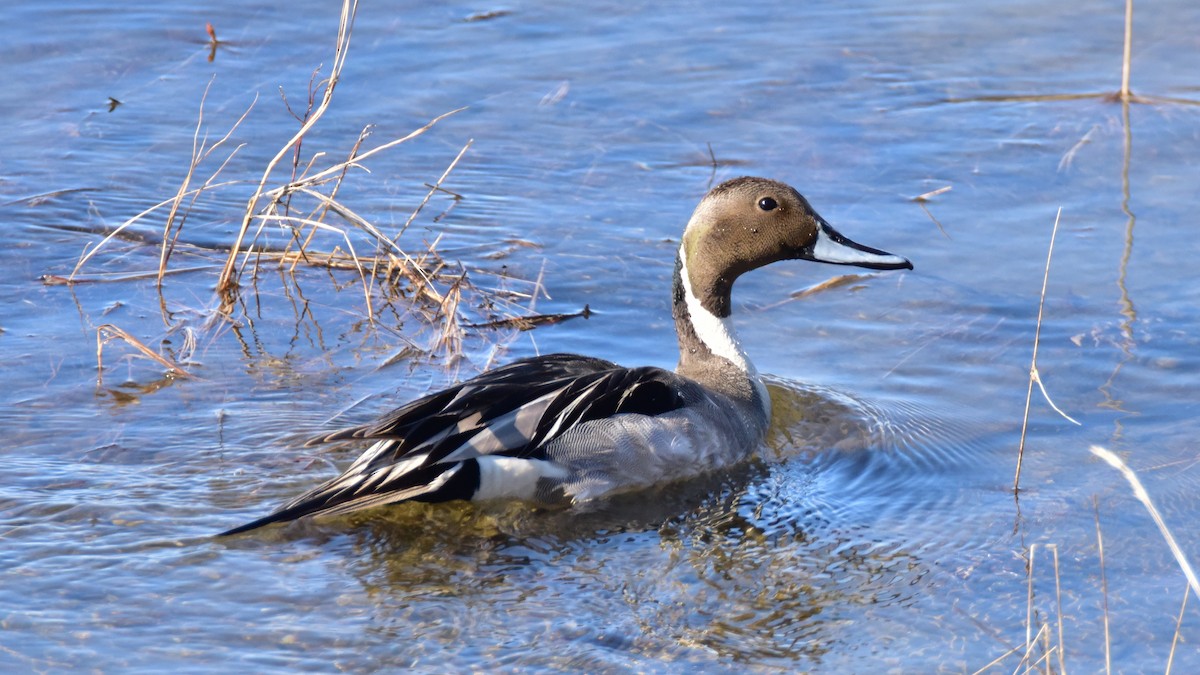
1090 445 1200 598
1050 543 1066 675
96 323 194 384
912 186 951 202
465 305 592 331
159 80 255 287
1119 0 1133 101
394 138 473 242
1025 543 1037 661
1093 496 1111 675
286 125 371 272
1166 581 1189 675
1014 208 1078 494
217 0 359 298
226 106 465 303
71 179 247 279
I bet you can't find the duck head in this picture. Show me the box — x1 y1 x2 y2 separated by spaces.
679 176 912 318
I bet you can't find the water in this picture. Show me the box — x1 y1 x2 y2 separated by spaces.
3 0 1200 671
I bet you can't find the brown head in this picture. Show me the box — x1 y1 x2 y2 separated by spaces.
678 176 911 318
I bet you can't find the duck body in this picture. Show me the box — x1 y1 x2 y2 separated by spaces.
221 177 911 535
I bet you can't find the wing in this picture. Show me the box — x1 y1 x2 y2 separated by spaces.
220 354 690 534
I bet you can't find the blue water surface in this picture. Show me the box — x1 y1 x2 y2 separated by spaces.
2 0 1200 671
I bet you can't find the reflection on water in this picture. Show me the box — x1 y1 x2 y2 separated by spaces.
218 378 1005 668
761 378 1006 539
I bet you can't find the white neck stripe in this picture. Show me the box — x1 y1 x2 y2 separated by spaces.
679 244 756 375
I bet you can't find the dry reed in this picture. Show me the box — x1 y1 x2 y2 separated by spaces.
1119 0 1133 102
1013 208 1080 493
96 323 194 384
215 0 359 297
71 0 543 371
1090 445 1200 599
159 78 255 288
1166 583 1189 674
1093 497 1112 675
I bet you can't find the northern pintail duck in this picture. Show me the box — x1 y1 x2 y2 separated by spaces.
221 177 911 535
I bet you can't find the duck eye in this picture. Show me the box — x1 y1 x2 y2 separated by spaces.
757 197 778 211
